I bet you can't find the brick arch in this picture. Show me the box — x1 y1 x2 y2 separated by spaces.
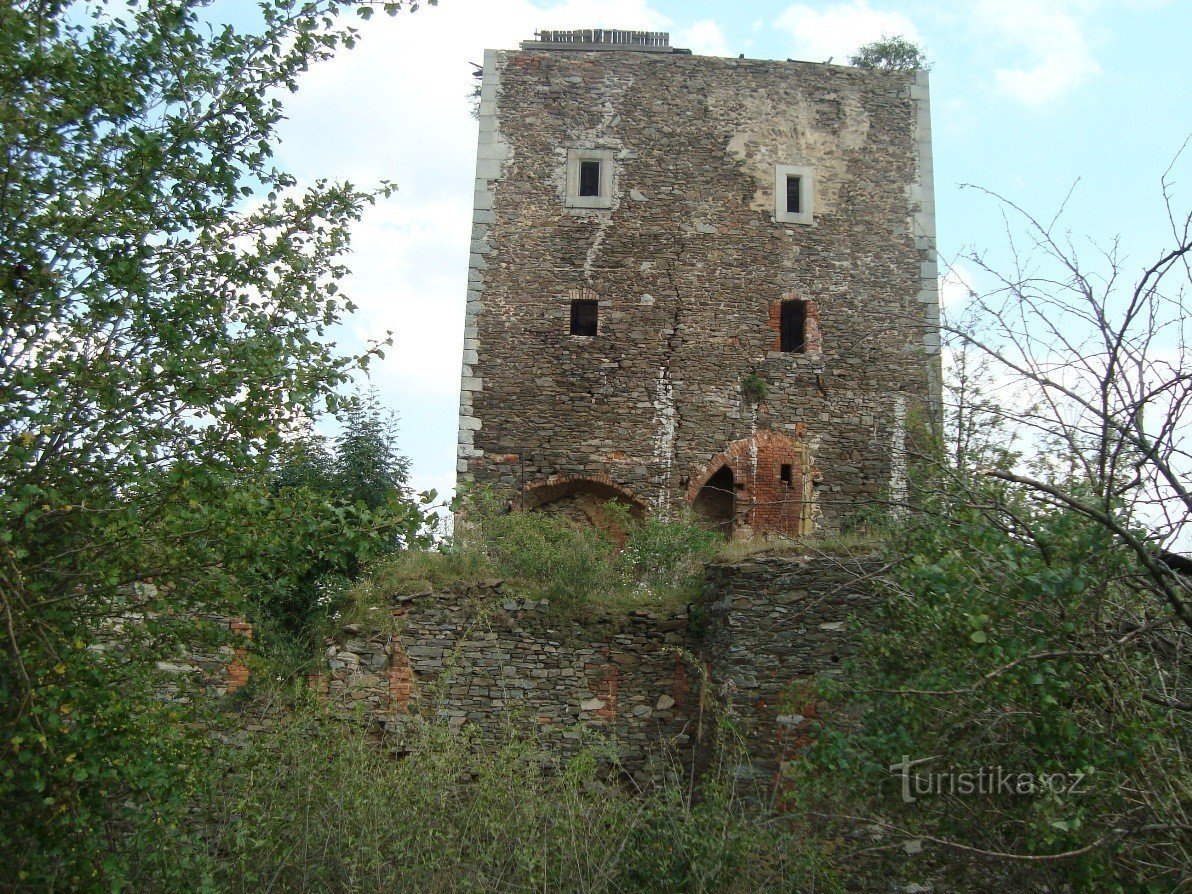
564 286 601 302
516 472 648 514
686 429 818 538
514 473 648 543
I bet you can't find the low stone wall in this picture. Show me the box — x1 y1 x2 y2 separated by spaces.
320 555 881 787
700 554 882 781
93 602 253 701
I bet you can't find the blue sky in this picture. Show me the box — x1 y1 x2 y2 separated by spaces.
263 0 1190 499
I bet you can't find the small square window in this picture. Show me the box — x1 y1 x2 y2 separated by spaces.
780 463 793 484
570 299 598 336
579 161 601 197
774 164 814 225
566 148 614 209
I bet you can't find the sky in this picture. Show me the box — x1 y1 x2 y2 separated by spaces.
251 0 1190 501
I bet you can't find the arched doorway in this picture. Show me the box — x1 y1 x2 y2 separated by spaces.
517 475 647 542
692 465 734 536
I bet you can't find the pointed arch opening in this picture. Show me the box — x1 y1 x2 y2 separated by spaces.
692 464 735 537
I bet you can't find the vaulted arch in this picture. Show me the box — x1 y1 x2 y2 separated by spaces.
686 430 818 538
514 473 648 539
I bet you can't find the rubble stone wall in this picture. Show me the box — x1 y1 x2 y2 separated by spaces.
458 45 938 536
322 555 881 785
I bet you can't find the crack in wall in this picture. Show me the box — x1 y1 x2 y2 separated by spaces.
652 247 689 516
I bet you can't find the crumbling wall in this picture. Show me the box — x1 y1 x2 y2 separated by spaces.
700 555 882 782
94 608 253 701
458 48 937 536
321 556 881 787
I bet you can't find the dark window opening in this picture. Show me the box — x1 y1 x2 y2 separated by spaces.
780 464 793 485
579 160 601 197
780 299 807 353
570 299 598 336
785 175 802 214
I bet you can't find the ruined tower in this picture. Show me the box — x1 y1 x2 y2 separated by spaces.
456 29 938 537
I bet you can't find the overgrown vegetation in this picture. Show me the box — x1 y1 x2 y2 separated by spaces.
3 0 1188 890
92 702 832 894
783 177 1192 890
341 491 722 624
0 1 435 888
789 468 1191 891
257 390 434 651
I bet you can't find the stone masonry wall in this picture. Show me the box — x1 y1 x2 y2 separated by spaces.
458 47 938 536
322 556 881 787
94 607 252 702
700 555 882 782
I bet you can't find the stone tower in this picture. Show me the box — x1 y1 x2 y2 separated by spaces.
456 29 938 537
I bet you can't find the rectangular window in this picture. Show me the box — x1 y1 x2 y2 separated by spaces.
774 164 813 224
780 464 793 485
785 175 802 214
579 160 601 197
567 148 614 209
570 299 598 336
780 299 806 353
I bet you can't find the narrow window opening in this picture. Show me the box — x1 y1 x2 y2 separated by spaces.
570 299 598 336
780 464 793 485
579 161 601 197
785 175 802 214
780 299 806 353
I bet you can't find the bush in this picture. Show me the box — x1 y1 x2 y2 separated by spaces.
790 470 1191 891
435 491 729 615
259 390 433 644
189 706 832 894
480 508 622 612
621 512 721 593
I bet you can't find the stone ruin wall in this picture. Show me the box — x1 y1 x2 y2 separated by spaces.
94 606 252 702
319 555 882 787
458 47 938 537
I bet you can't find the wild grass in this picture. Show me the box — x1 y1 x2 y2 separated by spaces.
713 530 884 564
185 705 839 894
336 497 723 625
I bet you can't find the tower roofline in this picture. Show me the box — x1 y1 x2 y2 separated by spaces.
520 29 690 54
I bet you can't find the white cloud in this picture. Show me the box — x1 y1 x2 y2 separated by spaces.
275 0 674 497
772 1 919 63
974 0 1101 105
939 262 978 310
675 20 731 57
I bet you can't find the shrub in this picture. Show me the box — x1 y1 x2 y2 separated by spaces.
741 373 768 403
621 512 721 593
191 706 833 894
481 509 622 612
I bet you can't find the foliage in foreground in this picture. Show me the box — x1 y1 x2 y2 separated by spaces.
0 1 432 889
182 708 834 894
790 469 1191 892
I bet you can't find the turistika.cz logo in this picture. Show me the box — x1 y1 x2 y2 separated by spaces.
889 755 1090 804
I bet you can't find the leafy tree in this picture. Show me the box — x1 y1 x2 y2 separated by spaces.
334 389 413 513
848 34 930 71
262 392 428 641
790 175 1191 890
0 0 432 887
